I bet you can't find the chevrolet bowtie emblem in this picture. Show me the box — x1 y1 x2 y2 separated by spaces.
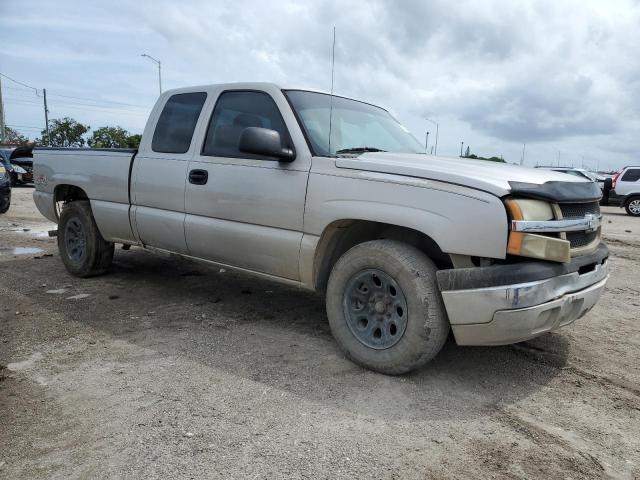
584 214 600 233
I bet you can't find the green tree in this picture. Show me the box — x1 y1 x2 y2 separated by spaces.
88 126 130 148
87 127 142 149
40 117 90 147
4 127 29 145
126 133 142 149
462 147 506 163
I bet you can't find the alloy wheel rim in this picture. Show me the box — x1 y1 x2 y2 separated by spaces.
343 268 408 349
630 200 640 214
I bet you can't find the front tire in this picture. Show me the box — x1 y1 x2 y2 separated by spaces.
0 193 9 214
625 196 640 217
326 240 450 375
58 200 114 277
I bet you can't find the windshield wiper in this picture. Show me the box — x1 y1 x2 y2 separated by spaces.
335 147 387 154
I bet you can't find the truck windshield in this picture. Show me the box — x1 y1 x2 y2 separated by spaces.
284 90 424 157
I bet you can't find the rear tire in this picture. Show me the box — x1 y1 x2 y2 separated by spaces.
57 200 114 277
625 196 640 217
326 240 450 375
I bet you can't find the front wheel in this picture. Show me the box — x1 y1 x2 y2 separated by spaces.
326 240 450 375
0 193 10 214
58 200 114 277
625 197 640 216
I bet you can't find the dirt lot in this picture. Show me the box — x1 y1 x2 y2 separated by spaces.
1 187 639 479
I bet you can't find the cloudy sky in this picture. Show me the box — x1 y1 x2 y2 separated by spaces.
1 0 639 170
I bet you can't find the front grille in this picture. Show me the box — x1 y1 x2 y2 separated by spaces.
566 230 598 248
557 201 600 251
559 201 600 219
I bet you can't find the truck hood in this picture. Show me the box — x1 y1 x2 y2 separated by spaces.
335 152 597 200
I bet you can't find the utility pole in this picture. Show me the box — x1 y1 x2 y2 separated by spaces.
0 74 5 144
43 88 50 145
460 141 464 157
520 143 526 165
425 131 429 153
141 54 162 96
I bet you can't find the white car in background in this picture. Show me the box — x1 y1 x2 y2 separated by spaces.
611 166 640 216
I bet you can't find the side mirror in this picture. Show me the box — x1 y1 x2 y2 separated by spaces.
238 127 294 161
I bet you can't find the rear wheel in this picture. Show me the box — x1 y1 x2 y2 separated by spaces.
58 201 114 277
326 240 450 375
625 197 640 217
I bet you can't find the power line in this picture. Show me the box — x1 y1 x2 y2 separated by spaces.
0 72 39 94
47 92 151 109
0 72 153 109
47 98 149 112
5 97 148 115
3 98 41 106
5 85 38 93
7 124 42 130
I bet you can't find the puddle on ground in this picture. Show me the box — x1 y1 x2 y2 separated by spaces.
0 247 44 256
11 226 53 238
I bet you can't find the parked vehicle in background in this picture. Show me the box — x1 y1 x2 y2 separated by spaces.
610 166 640 216
0 149 17 186
9 145 34 184
0 164 11 213
536 166 606 190
0 146 34 185
33 83 609 374
536 166 613 206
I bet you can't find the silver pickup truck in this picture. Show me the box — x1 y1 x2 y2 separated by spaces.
33 83 609 374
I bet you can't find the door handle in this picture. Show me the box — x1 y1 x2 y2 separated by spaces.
189 169 208 185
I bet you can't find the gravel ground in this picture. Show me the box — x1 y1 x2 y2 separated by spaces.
1 187 639 479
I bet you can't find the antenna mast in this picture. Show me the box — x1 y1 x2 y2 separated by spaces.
328 26 336 154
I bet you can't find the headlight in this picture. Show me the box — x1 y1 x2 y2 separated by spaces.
12 165 27 174
505 198 570 263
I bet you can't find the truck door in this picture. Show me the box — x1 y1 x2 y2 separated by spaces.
132 92 207 253
184 89 311 280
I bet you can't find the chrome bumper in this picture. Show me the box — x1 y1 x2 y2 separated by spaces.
440 260 608 346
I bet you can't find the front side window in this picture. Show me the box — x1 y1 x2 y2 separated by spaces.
284 90 423 156
152 92 207 154
621 168 640 182
202 91 290 159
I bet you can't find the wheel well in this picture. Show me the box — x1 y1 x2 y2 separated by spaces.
54 185 89 218
54 185 88 203
624 194 640 205
313 220 452 291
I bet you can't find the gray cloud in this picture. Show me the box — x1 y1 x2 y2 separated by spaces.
2 0 639 169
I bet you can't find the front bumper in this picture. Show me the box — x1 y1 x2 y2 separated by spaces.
436 244 609 346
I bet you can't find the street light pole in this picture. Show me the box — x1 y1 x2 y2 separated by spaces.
460 141 464 157
425 131 429 153
425 118 438 155
141 54 162 96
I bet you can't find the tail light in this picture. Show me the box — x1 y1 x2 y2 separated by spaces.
612 171 621 189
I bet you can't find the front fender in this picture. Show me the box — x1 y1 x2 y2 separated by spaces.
305 172 508 259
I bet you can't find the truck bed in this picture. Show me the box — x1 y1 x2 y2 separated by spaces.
33 147 137 243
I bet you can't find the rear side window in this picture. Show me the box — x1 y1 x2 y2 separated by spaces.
621 168 640 182
202 91 290 159
152 92 207 154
